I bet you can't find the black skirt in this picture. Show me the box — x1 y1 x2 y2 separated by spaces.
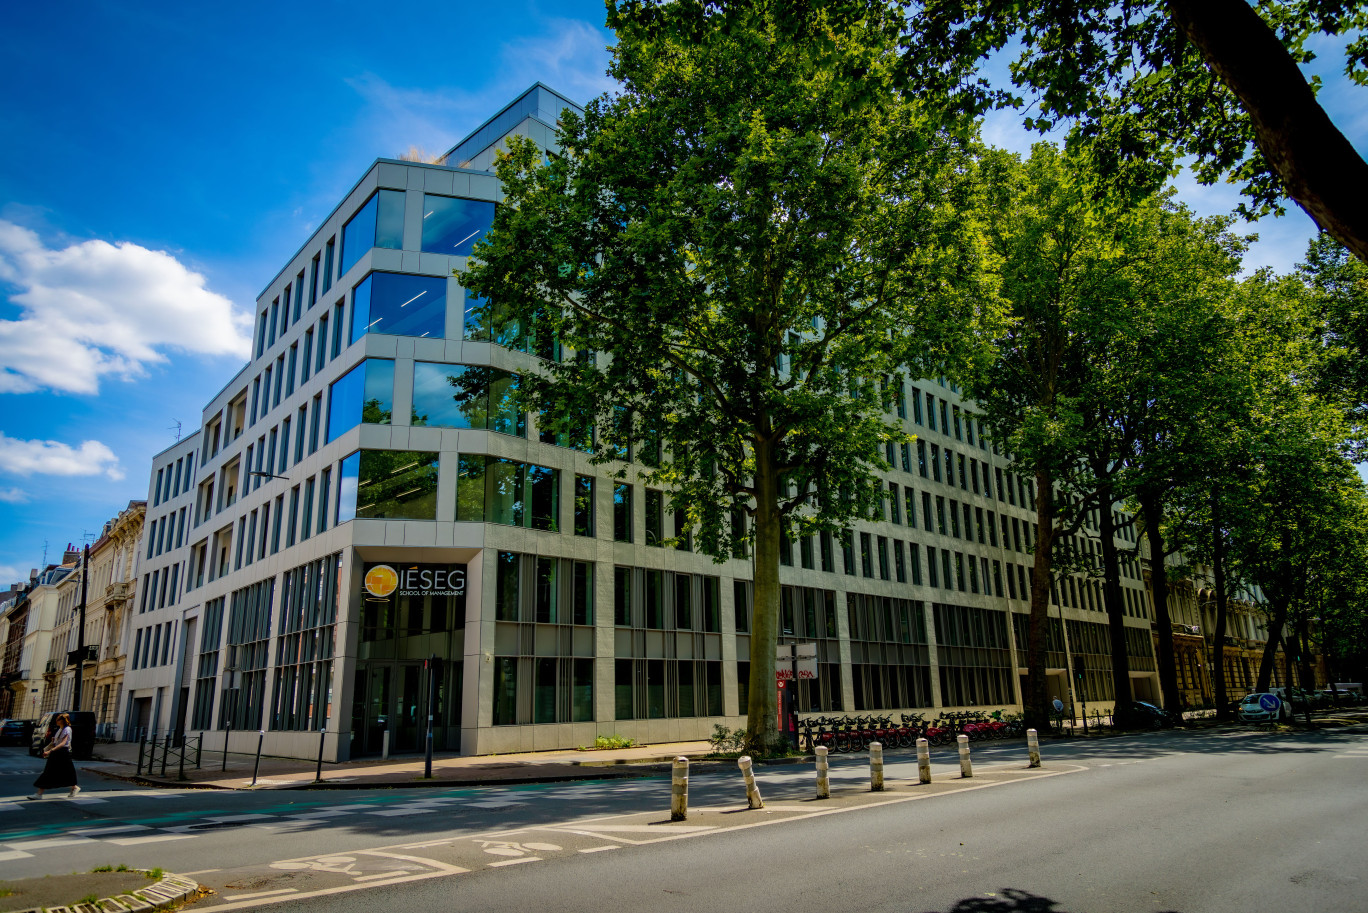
34 747 78 789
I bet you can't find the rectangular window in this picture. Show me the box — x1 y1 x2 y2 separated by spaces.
420 194 496 256
918 440 928 478
613 483 633 542
286 344 298 397
889 481 901 524
894 540 906 582
574 475 594 537
645 489 664 546
614 566 632 625
300 477 315 541
819 531 834 572
332 301 345 357
926 546 939 588
909 543 922 585
350 272 447 344
309 253 321 308
340 190 405 277
301 330 314 383
322 238 335 293
860 532 874 578
734 580 751 634
455 455 558 530
922 491 933 532
841 531 856 576
877 536 890 580
931 444 941 482
286 485 300 548
411 363 524 435
912 387 923 424
327 359 395 442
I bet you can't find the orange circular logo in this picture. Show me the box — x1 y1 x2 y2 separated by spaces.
364 565 398 598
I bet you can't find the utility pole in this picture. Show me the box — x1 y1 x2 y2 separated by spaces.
73 544 89 711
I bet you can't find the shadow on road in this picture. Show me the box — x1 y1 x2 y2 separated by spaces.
918 887 1183 913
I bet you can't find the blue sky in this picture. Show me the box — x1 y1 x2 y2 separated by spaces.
0 2 1364 583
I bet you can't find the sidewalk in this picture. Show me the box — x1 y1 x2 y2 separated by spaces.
87 739 717 791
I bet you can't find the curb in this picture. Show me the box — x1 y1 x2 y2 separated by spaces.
7 871 202 913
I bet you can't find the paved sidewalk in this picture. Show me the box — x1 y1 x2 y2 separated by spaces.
87 739 716 790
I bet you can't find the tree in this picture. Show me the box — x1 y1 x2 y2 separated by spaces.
1301 233 1368 452
905 0 1368 264
464 0 998 752
966 143 1147 729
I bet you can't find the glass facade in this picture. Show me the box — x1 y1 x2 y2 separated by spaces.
340 190 404 277
456 455 559 531
326 359 395 443
351 272 447 343
420 194 495 256
351 450 440 520
411 363 524 435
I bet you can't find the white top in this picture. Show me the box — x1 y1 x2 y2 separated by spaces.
49 725 72 752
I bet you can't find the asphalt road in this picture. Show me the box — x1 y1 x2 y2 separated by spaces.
3 725 1365 913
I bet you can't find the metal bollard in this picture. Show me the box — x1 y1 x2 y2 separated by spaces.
1027 728 1041 768
917 737 931 784
382 728 391 760
670 756 689 821
739 755 764 809
250 730 265 786
869 741 884 791
195 735 202 769
315 728 326 783
815 745 830 799
957 734 973 778
178 739 187 781
136 732 147 776
222 728 230 772
161 733 171 777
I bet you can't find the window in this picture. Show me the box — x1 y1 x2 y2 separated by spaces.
411 363 524 435
341 450 440 520
577 476 599 539
270 554 340 731
340 190 404 276
462 291 528 350
456 455 560 530
645 490 664 546
420 195 495 256
350 272 447 343
327 359 395 442
613 483 633 542
322 239 335 294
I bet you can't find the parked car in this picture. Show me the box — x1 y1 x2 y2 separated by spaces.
1238 692 1287 723
29 710 97 760
0 719 34 746
1116 700 1179 728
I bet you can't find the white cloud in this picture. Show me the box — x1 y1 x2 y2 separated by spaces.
0 221 252 395
0 432 123 481
0 487 29 503
0 563 26 586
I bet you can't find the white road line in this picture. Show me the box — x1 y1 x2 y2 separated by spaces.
70 825 151 836
7 837 96 850
108 834 197 846
488 857 540 867
579 846 620 853
0 849 34 861
225 889 300 901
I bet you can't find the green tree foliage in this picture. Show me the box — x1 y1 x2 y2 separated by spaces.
1301 234 1368 451
465 0 999 751
905 0 1368 264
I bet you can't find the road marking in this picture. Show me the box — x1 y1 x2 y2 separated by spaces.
7 837 96 850
225 890 298 901
70 825 151 836
108 834 197 846
579 846 620 853
0 849 34 861
488 857 539 867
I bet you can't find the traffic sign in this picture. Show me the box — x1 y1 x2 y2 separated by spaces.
1259 693 1281 712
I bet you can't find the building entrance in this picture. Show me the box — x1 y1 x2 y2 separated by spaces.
350 659 462 756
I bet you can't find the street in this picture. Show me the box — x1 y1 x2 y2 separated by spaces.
3 725 1366 913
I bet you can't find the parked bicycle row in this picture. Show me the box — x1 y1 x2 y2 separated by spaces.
798 711 1026 753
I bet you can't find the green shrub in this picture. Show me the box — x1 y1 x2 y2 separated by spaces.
593 735 638 749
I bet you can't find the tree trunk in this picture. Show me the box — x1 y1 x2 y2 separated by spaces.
1167 0 1368 264
1139 486 1182 711
1296 614 1316 725
1024 466 1056 731
1095 477 1131 708
1255 600 1289 692
1211 488 1231 719
745 435 782 754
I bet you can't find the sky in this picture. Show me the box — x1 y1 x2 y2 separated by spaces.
0 2 1364 585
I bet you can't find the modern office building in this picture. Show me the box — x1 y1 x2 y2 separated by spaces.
124 84 1166 761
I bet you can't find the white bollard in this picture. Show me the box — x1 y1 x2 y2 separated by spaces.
739 755 764 809
381 729 391 760
671 756 689 821
869 741 884 791
917 737 932 784
1027 728 1041 768
957 734 973 778
815 745 830 799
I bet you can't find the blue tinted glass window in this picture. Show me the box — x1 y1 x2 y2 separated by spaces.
340 195 377 277
412 362 524 436
375 190 405 250
337 451 360 524
326 359 394 443
340 190 405 278
351 272 446 343
421 195 495 256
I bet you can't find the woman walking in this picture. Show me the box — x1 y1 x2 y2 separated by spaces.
28 713 80 799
